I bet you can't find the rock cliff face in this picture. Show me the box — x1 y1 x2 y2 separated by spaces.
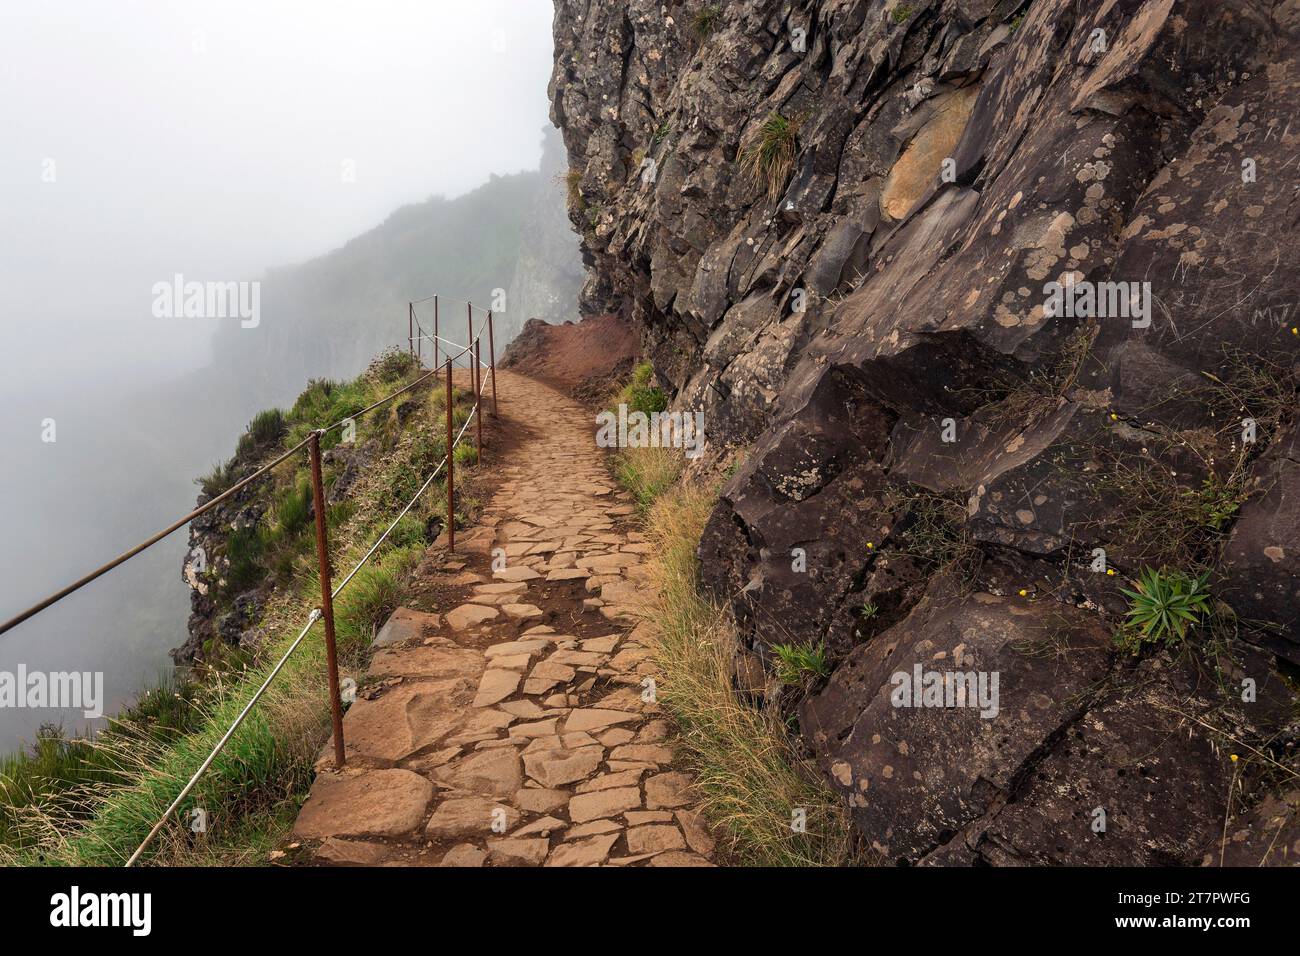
550 0 1300 864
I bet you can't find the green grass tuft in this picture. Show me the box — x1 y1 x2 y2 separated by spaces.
771 643 831 686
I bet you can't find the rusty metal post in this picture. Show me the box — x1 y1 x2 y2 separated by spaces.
445 357 455 553
434 295 440 372
487 311 498 417
474 340 483 464
308 431 346 768
467 302 473 358
408 303 414 362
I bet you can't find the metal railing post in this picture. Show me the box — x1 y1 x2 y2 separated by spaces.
308 431 346 768
474 340 483 464
488 311 498 417
434 295 440 372
408 303 414 362
445 357 455 553
467 302 473 356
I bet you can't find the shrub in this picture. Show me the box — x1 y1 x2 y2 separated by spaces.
1116 567 1212 653
891 3 914 24
247 408 286 447
368 347 415 383
624 362 667 415
197 460 237 498
740 113 798 202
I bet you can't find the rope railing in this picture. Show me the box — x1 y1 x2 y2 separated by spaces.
125 399 483 867
0 312 491 641
0 298 502 866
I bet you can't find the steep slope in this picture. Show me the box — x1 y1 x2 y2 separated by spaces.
209 137 581 411
549 0 1300 864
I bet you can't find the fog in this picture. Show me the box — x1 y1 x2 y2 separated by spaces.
0 1 563 752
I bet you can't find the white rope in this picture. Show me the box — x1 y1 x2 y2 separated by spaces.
126 394 484 866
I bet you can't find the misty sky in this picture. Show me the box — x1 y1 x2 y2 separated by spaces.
0 0 557 398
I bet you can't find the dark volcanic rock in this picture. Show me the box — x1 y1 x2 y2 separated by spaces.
800 577 1113 863
550 0 1300 862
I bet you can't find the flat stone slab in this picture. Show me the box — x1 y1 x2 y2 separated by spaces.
293 769 433 840
485 639 550 658
370 644 483 680
475 581 528 595
514 788 569 813
372 607 442 648
487 838 549 866
564 709 639 733
523 745 604 788
568 786 642 824
645 771 694 810
438 844 487 867
425 796 520 840
493 567 542 582
314 837 392 866
626 824 686 855
545 833 619 867
546 568 590 582
432 748 522 798
446 603 499 630
502 603 544 621
472 669 521 707
339 680 469 764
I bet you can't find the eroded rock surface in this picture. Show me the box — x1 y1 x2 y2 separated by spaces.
549 0 1300 863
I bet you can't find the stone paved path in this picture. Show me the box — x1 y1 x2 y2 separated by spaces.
289 371 717 867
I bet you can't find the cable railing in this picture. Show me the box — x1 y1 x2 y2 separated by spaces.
0 297 501 866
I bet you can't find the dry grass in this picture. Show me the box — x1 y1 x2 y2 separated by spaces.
643 481 855 866
740 113 798 203
613 446 685 512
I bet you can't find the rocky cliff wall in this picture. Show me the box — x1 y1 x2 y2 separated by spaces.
550 0 1300 864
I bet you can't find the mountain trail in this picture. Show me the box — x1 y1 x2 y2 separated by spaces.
289 370 718 867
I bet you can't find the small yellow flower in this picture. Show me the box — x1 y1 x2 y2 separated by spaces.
1292 327 1298 335
866 542 874 550
1018 588 1028 597
1230 754 1239 763
1106 568 1116 576
1109 412 1118 421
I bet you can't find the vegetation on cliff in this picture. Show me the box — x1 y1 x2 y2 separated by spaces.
0 352 483 865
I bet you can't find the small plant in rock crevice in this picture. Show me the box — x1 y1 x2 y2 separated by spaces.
1115 567 1213 654
692 4 723 38
891 3 915 25
740 113 799 203
771 642 831 685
